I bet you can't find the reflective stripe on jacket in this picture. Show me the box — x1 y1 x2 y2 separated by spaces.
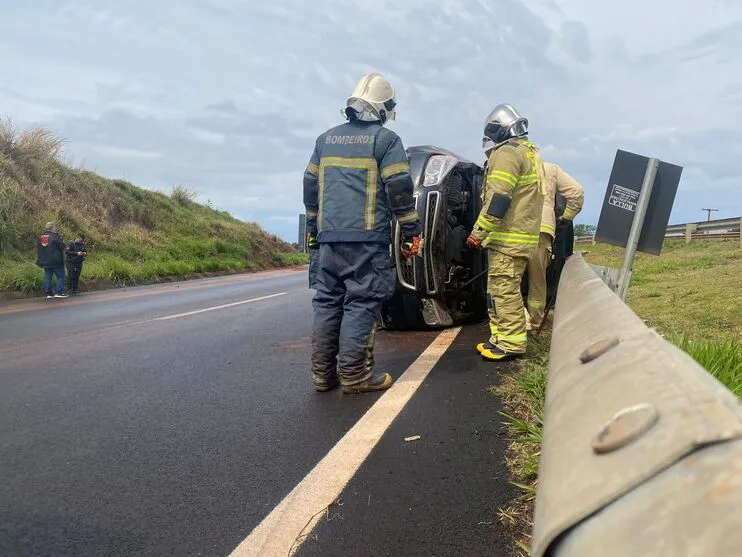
302 121 420 244
476 137 545 257
539 162 585 238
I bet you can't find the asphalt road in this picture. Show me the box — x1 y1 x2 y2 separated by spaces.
295 325 516 557
0 268 513 556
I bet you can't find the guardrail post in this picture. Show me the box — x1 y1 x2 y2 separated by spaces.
685 223 696 243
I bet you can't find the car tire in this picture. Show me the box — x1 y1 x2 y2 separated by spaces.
379 291 425 331
446 173 465 209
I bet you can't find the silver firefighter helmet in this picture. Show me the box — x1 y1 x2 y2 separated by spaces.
482 103 528 151
342 72 397 125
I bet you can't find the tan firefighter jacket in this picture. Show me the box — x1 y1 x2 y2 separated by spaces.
472 137 546 258
539 162 585 238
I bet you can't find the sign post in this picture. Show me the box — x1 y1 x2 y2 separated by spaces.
591 150 683 300
298 213 307 252
616 158 658 300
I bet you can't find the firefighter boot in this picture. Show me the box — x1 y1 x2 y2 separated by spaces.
314 375 340 392
342 373 393 394
481 344 524 362
477 322 499 354
477 341 496 354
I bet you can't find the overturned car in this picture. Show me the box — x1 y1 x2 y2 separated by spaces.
379 145 574 331
379 146 489 330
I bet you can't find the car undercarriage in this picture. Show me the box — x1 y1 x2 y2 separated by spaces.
380 145 574 331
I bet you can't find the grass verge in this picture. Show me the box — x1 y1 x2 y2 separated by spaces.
0 117 307 297
492 239 741 555
492 333 549 557
582 240 742 342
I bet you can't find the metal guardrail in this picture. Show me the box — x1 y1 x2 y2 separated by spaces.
575 216 742 246
665 216 741 234
531 253 742 557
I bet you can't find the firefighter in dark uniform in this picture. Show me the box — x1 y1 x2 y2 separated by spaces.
65 234 87 295
304 72 421 394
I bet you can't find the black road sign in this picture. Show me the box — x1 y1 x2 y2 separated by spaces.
595 149 683 256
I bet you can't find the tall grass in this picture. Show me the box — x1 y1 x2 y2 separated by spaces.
0 117 306 295
668 333 742 395
171 184 198 205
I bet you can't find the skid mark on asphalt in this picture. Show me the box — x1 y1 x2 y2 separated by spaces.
229 326 463 557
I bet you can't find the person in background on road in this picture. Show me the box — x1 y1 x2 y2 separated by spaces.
65 234 88 295
304 72 422 394
524 162 584 332
35 221 68 299
466 104 545 361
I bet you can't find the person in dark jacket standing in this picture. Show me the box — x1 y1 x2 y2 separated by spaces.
36 221 68 298
65 234 87 295
303 72 422 394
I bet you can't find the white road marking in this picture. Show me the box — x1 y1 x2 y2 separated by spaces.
0 291 299 356
229 326 463 557
153 292 288 321
0 267 306 316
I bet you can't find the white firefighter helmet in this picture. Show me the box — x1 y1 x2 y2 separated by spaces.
342 72 397 125
482 103 528 151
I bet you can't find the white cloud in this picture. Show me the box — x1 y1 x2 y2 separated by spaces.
1 0 740 240
71 143 164 160
268 215 300 223
551 0 742 54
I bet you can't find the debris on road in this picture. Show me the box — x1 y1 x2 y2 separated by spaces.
404 435 421 442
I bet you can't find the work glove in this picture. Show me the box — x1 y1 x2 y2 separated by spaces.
466 226 487 250
307 232 319 250
401 235 421 258
466 235 482 250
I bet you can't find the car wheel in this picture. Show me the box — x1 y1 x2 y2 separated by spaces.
379 291 426 331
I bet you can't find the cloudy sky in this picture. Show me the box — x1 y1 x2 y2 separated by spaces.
2 0 741 241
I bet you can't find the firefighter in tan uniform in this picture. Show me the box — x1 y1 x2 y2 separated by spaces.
525 162 584 331
466 104 545 361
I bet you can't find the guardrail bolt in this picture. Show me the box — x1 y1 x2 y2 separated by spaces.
592 403 659 454
579 336 620 364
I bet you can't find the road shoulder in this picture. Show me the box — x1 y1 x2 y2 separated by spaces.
296 324 517 557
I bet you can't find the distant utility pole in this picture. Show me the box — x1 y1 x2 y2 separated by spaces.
701 208 719 221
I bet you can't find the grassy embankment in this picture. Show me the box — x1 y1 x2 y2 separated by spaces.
0 119 307 298
493 239 742 555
